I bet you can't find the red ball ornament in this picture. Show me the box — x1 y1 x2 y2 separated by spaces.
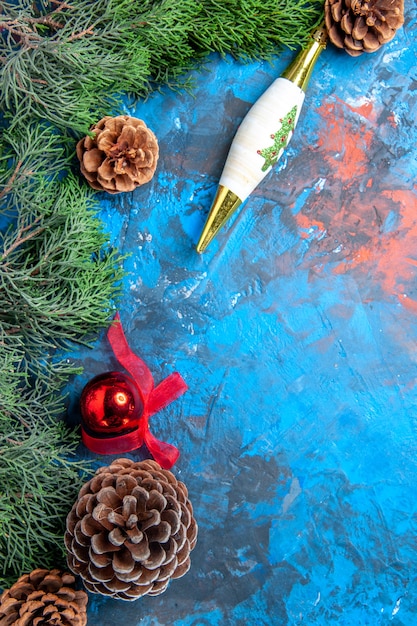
78 313 188 468
80 371 144 454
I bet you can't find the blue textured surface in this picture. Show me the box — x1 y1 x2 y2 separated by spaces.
69 9 417 625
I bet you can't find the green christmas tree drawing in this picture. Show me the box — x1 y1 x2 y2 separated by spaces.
257 105 298 172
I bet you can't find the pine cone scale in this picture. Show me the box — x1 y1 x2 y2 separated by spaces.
81 149 102 173
74 522 91 548
89 549 112 569
171 558 191 580
125 538 150 561
88 563 114 582
341 12 353 33
352 15 367 38
113 562 142 583
161 509 181 535
112 549 136 574
140 508 161 531
80 512 106 535
108 527 126 546
143 543 166 570
91 530 120 554
70 541 90 564
158 556 179 582
146 521 171 543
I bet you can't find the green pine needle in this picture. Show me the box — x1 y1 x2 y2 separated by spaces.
0 421 92 587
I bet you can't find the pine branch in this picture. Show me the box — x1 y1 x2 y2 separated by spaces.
0 122 123 586
0 123 72 210
0 183 124 349
191 0 324 57
0 124 125 351
1 0 324 133
0 421 92 587
0 333 93 586
0 0 324 589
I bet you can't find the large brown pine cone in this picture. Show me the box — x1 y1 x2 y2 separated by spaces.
76 115 159 194
0 569 88 626
325 0 404 56
64 458 198 601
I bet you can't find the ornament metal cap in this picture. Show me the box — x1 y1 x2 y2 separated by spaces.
196 185 242 253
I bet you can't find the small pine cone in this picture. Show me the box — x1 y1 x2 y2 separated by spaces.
76 115 159 194
0 569 88 626
64 458 198 601
325 0 404 56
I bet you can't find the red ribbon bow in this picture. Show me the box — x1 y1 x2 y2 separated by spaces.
82 313 187 469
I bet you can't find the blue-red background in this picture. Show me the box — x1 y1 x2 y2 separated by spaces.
69 8 417 625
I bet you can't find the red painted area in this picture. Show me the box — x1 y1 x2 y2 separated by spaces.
387 113 398 128
295 212 327 240
316 99 374 185
290 97 417 309
399 293 417 314
343 98 380 124
332 189 417 300
378 189 417 295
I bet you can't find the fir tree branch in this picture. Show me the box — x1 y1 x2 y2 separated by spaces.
0 325 93 586
0 421 93 586
1 0 323 133
0 121 123 586
0 0 324 589
0 216 44 262
0 160 23 201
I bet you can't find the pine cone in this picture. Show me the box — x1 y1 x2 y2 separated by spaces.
325 0 404 56
64 458 198 601
0 569 88 626
76 116 159 194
